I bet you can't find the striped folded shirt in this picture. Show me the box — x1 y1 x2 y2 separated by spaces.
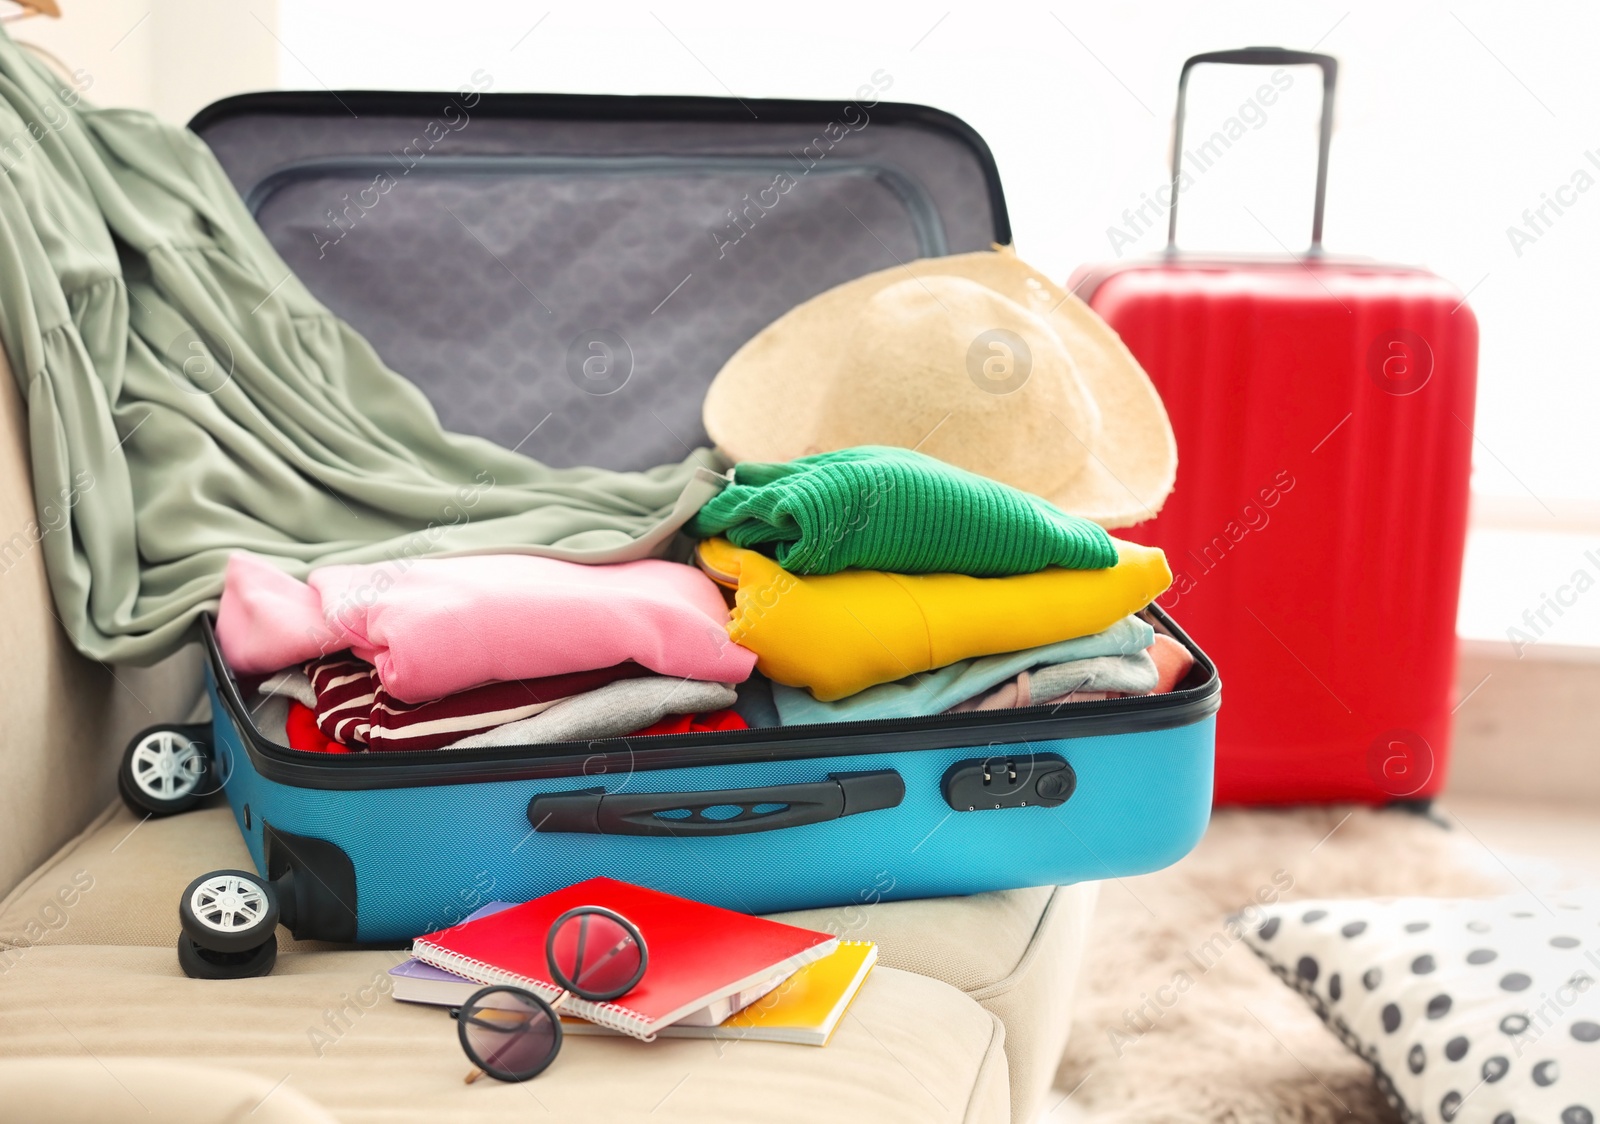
289 655 651 752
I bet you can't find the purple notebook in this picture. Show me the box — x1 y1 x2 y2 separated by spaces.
389 901 513 1006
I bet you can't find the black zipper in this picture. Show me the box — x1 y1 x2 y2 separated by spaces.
186 90 1012 247
203 608 1220 791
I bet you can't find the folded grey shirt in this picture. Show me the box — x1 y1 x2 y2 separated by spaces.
254 694 292 744
258 668 316 709
947 650 1160 713
1031 650 1159 699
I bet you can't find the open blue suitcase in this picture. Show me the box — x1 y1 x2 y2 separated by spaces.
146 89 1219 955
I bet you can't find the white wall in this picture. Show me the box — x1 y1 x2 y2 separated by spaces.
267 0 1600 657
267 0 1600 518
10 0 278 123
17 0 1596 656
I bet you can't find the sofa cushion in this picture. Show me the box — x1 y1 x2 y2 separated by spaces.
0 358 124 895
0 800 293 954
0 350 208 898
0 944 1008 1123
775 879 1097 1121
0 797 1094 1123
0 1057 341 1124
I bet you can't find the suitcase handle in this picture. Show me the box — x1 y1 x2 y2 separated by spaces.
1167 46 1338 251
526 770 905 837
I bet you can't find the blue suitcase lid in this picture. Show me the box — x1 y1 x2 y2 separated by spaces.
189 90 1010 471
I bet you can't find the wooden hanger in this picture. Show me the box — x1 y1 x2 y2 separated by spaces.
3 1 62 22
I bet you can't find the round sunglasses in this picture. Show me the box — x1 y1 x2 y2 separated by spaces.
453 905 648 1083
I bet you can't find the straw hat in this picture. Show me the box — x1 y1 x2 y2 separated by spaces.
702 248 1177 528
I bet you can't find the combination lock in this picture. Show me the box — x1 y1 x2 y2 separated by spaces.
940 753 1076 811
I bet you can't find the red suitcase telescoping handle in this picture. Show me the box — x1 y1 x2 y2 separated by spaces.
1167 47 1338 252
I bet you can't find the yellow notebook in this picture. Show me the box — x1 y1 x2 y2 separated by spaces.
563 940 876 1047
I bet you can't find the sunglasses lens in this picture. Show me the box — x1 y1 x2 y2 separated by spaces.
459 988 558 1082
549 909 645 999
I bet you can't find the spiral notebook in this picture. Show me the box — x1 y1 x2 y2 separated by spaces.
562 939 877 1046
409 877 838 1041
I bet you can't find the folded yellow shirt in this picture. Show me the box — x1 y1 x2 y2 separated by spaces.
695 538 1173 701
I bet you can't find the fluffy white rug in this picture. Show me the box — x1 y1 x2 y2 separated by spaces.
1051 805 1511 1123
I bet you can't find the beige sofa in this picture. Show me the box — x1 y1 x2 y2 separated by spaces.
0 355 1097 1123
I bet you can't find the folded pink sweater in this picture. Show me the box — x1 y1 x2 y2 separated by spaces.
216 552 754 702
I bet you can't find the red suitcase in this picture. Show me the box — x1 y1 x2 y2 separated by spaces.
1070 48 1478 806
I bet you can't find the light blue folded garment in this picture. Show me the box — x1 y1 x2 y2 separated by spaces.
772 615 1156 725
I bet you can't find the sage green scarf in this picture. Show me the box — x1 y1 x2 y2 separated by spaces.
0 33 724 664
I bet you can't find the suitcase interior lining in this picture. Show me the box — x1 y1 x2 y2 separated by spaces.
195 93 1007 471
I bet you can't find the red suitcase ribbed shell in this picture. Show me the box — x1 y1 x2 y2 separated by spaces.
1074 258 1477 804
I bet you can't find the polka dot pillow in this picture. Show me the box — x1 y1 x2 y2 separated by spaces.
1242 897 1599 1124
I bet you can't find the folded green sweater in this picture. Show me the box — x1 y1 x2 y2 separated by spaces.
688 447 1116 576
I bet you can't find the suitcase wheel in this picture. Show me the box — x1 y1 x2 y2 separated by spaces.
176 933 278 980
119 724 213 817
178 869 281 979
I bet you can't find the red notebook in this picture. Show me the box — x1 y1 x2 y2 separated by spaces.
410 877 838 1040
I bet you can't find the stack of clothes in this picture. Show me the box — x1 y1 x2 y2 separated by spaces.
214 446 1194 752
215 553 759 753
686 447 1194 728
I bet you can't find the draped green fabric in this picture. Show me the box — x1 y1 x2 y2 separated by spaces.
0 33 724 664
